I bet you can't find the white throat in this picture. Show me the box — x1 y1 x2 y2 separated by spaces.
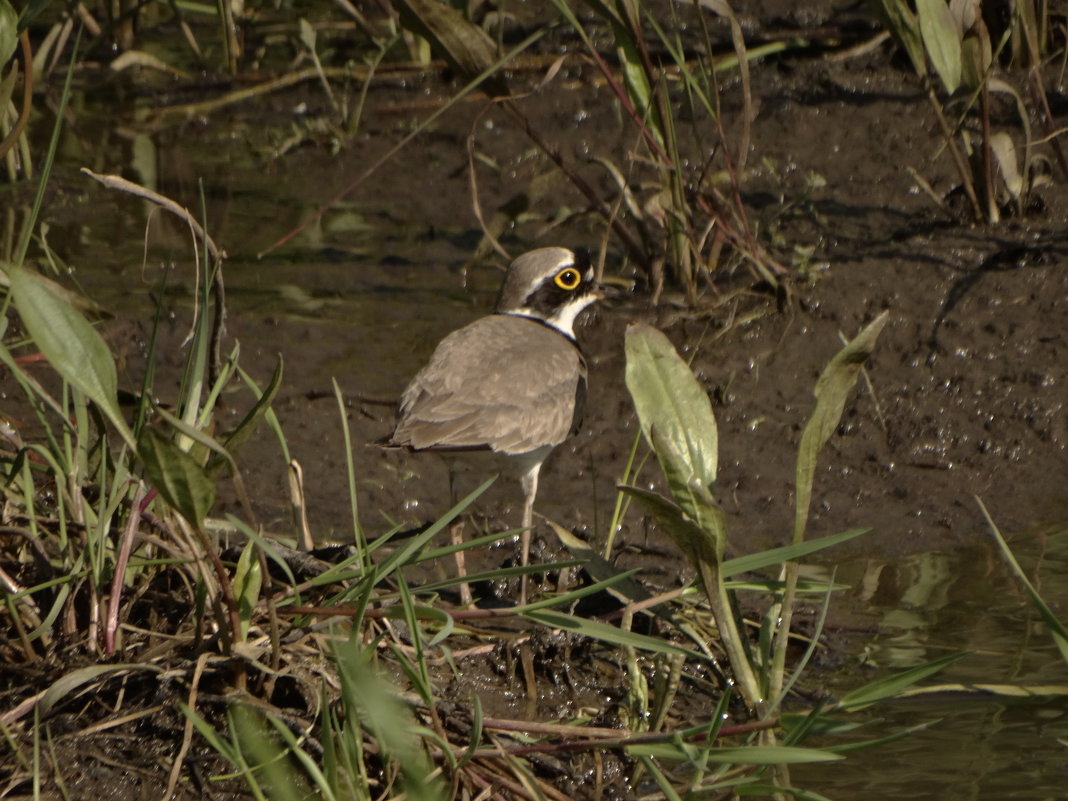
506 294 598 338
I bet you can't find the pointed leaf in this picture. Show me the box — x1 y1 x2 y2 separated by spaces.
207 356 284 476
989 132 1023 199
137 426 216 529
549 518 654 603
723 528 870 577
629 743 842 765
795 312 888 543
234 540 262 640
838 651 968 710
625 322 718 486
917 0 962 93
7 265 135 448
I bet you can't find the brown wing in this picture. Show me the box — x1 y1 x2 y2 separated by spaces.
390 315 587 455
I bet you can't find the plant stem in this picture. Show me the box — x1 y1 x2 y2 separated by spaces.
926 87 983 221
698 559 765 716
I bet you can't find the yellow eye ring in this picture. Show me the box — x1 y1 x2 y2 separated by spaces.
554 267 582 290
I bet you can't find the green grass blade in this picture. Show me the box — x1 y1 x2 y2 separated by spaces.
837 651 968 711
825 719 941 754
39 664 163 716
333 377 365 553
13 25 78 266
234 540 262 640
226 514 299 588
629 743 842 765
374 476 494 579
722 528 870 577
206 355 283 476
978 495 1068 663
524 609 698 659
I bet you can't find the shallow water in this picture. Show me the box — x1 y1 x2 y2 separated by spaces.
8 10 1068 795
795 522 1068 799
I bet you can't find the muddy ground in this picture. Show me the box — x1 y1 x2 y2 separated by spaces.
4 1 1068 799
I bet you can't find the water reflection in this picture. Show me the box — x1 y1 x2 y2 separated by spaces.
796 518 1068 798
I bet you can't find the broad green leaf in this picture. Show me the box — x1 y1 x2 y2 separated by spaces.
650 425 727 553
234 540 262 640
0 0 16 65
524 609 697 658
794 311 888 543
137 426 216 529
978 496 1068 664
838 651 968 711
917 0 962 93
6 264 135 448
625 322 718 486
619 481 766 707
960 24 992 91
231 707 317 801
332 637 442 801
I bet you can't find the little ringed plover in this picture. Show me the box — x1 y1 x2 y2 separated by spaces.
389 247 603 602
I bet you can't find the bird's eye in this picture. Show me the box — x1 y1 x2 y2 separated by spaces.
554 267 582 290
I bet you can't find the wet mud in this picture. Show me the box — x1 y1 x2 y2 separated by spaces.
4 2 1068 798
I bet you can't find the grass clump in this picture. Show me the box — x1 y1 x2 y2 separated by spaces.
0 7 1020 799
1 161 968 798
873 0 1065 222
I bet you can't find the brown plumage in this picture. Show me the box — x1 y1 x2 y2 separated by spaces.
390 314 587 456
388 246 602 604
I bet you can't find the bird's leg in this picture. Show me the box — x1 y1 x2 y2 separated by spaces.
448 466 473 606
518 462 542 606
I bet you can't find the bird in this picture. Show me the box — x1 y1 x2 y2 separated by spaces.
389 246 603 604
